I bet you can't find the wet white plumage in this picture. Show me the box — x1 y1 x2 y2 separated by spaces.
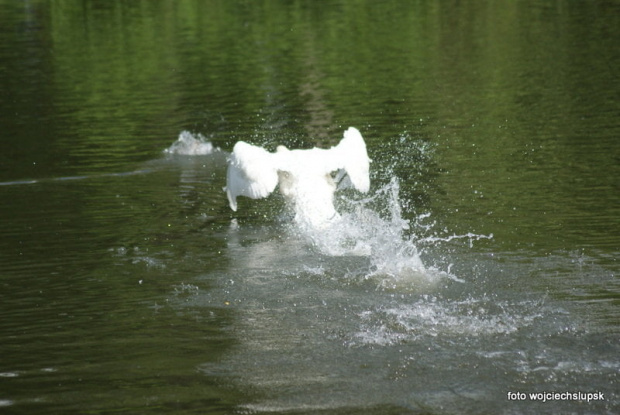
225 127 370 227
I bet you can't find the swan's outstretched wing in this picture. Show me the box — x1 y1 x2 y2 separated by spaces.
225 141 279 211
333 127 370 193
225 128 369 211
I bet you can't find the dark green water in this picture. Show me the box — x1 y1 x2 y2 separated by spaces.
1 1 618 414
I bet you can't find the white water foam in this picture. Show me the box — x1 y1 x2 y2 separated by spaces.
163 131 220 155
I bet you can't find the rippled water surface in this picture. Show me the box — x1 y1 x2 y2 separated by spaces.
1 1 619 414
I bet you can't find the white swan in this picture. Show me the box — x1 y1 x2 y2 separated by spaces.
225 127 370 228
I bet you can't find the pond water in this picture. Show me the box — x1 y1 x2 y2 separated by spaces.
1 1 619 414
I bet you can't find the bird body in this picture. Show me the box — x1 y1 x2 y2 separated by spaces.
225 127 370 228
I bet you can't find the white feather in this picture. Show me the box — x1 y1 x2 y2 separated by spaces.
225 127 370 226
336 127 370 192
225 141 279 211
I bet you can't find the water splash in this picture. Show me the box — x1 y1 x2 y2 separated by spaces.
163 130 492 288
289 176 477 288
163 131 220 155
352 295 548 347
